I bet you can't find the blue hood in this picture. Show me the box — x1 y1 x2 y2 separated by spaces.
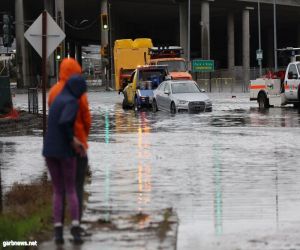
66 75 87 98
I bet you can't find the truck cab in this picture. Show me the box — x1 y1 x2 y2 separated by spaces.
149 47 192 80
284 62 300 101
250 47 300 109
122 65 169 110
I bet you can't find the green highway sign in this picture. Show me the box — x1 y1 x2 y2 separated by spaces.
192 60 215 73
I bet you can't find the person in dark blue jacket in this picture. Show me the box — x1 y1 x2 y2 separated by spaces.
43 75 86 245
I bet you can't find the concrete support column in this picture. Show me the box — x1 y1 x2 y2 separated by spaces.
15 0 30 87
179 1 188 60
201 0 211 60
242 8 251 91
227 12 235 72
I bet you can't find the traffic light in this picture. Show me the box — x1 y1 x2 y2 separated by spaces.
55 44 63 61
101 13 109 30
2 14 14 47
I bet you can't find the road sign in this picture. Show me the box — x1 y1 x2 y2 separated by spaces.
24 11 65 58
256 49 263 60
192 59 214 72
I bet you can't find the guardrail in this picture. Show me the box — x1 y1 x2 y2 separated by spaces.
196 78 236 92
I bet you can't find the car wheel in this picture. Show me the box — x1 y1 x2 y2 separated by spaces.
134 97 139 111
170 102 176 114
152 99 158 113
122 93 129 110
258 92 269 109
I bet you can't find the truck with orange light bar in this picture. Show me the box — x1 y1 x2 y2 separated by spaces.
250 47 300 109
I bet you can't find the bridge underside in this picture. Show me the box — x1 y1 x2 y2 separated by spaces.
2 0 300 86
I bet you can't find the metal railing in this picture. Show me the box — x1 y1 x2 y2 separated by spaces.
28 88 38 114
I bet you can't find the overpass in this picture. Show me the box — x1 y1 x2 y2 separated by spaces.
2 0 300 88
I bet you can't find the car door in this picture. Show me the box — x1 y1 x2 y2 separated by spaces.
155 82 165 109
161 82 172 110
285 64 299 100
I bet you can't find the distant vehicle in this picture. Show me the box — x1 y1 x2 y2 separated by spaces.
114 38 153 92
149 47 192 80
122 65 169 110
250 47 300 109
152 80 212 113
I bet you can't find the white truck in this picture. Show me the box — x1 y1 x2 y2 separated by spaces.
250 48 300 109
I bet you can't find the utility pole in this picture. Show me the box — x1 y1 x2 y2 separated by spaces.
258 0 262 76
187 0 191 67
273 0 278 71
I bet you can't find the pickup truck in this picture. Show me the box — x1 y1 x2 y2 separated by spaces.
122 65 169 110
250 62 300 109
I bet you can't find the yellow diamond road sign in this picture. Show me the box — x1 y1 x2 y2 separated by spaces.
24 11 66 58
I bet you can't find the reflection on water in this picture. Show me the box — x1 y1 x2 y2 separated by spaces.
213 133 223 236
104 109 111 222
137 112 152 221
5 92 300 249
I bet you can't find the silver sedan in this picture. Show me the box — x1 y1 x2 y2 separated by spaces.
152 80 212 113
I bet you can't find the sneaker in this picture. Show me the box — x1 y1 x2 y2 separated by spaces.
54 226 64 245
71 226 84 244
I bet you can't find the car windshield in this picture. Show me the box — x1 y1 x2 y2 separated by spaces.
157 60 186 72
138 69 166 89
171 82 200 94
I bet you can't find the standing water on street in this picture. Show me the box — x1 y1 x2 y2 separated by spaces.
1 91 300 249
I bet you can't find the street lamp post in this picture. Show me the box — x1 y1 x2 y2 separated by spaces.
258 0 262 76
187 0 191 66
273 0 278 72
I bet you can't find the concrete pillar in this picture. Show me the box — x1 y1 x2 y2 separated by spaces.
179 1 188 60
227 12 235 71
242 8 251 91
201 0 211 59
15 0 30 87
55 0 65 53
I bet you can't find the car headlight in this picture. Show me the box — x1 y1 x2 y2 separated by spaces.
178 100 188 104
205 100 212 105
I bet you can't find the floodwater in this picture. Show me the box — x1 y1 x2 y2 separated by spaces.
1 91 300 249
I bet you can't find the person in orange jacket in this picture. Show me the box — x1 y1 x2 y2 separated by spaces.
48 58 91 229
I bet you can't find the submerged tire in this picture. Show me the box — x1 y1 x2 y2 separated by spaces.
134 97 139 111
170 102 176 114
258 93 270 109
152 99 158 113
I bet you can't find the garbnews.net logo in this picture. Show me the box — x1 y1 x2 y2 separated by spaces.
3 240 38 248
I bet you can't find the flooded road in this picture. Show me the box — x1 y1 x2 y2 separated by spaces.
2 91 300 249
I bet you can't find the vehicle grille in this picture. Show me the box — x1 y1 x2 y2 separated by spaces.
188 101 205 112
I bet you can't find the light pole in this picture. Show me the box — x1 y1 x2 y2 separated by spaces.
258 0 262 76
187 0 191 66
273 0 278 71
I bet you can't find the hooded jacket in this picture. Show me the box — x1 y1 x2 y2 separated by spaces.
43 75 87 158
48 58 91 149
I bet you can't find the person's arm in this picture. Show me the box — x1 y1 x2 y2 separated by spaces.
59 101 85 155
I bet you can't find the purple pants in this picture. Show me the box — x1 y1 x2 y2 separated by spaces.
46 157 79 224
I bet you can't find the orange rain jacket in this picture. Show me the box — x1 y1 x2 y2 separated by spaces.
48 58 91 150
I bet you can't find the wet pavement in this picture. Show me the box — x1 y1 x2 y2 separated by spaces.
1 91 300 249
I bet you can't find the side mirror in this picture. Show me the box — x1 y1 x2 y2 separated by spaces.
165 75 172 81
164 90 170 95
200 89 206 93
